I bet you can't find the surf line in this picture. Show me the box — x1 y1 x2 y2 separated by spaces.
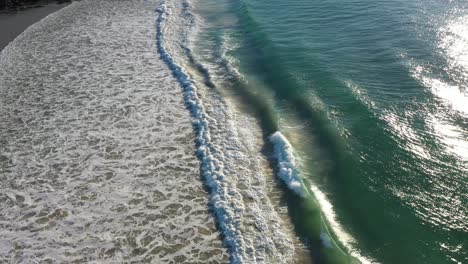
155 2 251 263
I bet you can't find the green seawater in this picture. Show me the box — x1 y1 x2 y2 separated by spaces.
192 0 468 263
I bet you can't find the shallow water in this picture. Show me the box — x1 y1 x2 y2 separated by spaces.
0 1 227 262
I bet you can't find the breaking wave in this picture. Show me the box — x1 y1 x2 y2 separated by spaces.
156 2 248 263
269 132 308 197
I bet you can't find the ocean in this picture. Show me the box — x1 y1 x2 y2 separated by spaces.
0 0 466 263
189 0 467 262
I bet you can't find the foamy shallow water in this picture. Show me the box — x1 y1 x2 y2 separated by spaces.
0 0 228 262
155 0 303 262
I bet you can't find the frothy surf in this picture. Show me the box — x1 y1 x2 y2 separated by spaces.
270 132 308 197
155 1 301 263
156 2 248 262
0 0 227 262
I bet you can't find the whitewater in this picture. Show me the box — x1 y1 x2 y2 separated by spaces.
0 0 229 262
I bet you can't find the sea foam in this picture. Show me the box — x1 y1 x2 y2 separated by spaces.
0 0 227 262
156 2 248 263
270 132 308 197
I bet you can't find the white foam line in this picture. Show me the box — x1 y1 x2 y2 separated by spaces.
269 132 308 197
155 2 248 263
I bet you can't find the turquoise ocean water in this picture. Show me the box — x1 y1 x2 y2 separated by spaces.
191 0 467 263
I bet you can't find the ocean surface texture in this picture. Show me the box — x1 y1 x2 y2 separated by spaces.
0 0 467 263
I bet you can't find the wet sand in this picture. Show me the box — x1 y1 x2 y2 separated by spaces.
0 2 69 51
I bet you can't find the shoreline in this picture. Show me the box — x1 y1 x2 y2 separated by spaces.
0 1 70 51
